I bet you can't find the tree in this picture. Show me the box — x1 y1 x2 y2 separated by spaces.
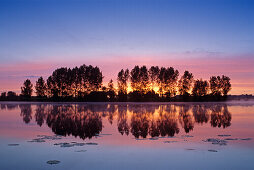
7 91 17 97
178 71 194 96
130 66 149 93
117 69 129 101
192 79 209 96
35 77 47 97
1 92 6 98
220 75 231 96
209 76 221 96
21 79 33 98
139 66 150 92
149 66 160 92
117 69 129 94
157 67 179 97
108 79 115 92
209 75 231 96
107 79 116 101
85 65 103 92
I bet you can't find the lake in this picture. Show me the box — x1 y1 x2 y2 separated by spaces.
0 102 254 170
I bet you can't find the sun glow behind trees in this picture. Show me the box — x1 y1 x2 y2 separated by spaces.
15 64 231 101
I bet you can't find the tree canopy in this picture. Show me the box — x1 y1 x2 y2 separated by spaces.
16 64 231 102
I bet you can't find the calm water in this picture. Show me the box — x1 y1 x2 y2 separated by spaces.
0 102 254 170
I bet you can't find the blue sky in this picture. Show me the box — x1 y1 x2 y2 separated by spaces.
0 0 254 94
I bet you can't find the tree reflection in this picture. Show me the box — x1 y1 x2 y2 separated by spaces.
192 105 210 124
16 104 232 140
20 104 32 124
178 105 194 133
210 104 231 128
157 106 179 137
117 104 129 135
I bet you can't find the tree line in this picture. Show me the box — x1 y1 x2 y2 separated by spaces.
0 64 231 102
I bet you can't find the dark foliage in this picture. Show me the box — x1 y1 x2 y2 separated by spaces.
0 64 232 102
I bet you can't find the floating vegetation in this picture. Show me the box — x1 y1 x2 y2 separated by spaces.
149 137 159 140
208 149 218 152
218 135 231 137
28 135 63 143
159 136 176 139
46 160 61 165
75 150 87 152
135 138 147 141
28 138 46 143
54 142 86 147
60 143 75 147
100 134 112 136
185 148 195 150
37 135 62 140
8 144 19 146
182 135 194 138
85 142 98 145
164 141 178 143
203 138 227 146
240 138 252 141
74 143 86 146
224 138 238 141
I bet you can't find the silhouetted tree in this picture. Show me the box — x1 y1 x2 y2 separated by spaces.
210 76 222 96
45 65 103 99
149 66 160 92
7 91 17 97
117 69 129 101
130 65 150 93
178 71 194 96
220 75 231 96
107 79 116 101
21 79 33 98
85 65 103 92
157 67 179 97
192 79 209 96
209 75 231 97
1 92 6 98
35 77 47 97
46 76 58 98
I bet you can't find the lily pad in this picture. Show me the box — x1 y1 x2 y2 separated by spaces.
47 160 60 165
182 135 194 138
218 134 231 137
185 148 195 150
240 138 252 141
75 150 87 152
85 142 98 145
149 137 159 140
8 144 19 146
73 143 86 146
224 138 238 141
100 134 112 136
164 141 178 143
60 143 75 147
203 138 227 146
28 138 46 143
208 149 218 152
135 138 147 140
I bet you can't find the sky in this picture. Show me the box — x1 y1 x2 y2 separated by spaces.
0 0 254 94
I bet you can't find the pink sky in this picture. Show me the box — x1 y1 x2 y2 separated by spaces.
0 54 253 95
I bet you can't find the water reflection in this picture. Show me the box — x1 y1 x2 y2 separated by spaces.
0 103 232 140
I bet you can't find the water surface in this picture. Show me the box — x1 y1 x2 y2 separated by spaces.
0 102 254 170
